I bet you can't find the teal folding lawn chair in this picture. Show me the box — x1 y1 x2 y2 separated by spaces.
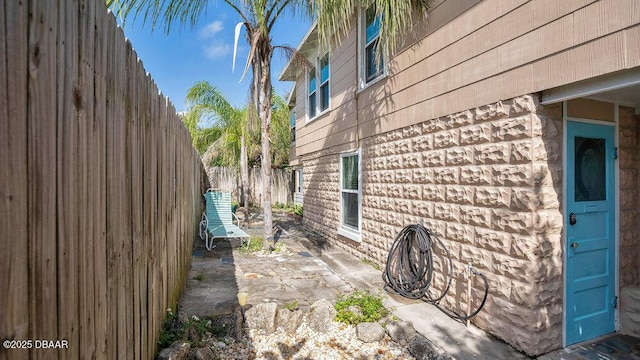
198 189 250 251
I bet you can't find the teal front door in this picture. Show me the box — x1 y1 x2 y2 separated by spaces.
566 120 616 345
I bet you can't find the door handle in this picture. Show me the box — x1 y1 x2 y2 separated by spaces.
569 213 577 225
571 242 579 249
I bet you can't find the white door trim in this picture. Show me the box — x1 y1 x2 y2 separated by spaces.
561 101 620 347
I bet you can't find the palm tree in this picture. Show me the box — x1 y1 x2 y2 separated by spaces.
186 81 253 214
181 109 223 155
107 0 430 249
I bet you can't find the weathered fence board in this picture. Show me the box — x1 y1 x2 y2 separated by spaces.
28 1 60 359
57 1 80 359
0 1 204 359
0 2 29 360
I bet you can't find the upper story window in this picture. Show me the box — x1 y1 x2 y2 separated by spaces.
307 68 317 119
360 4 384 88
307 53 330 121
290 110 296 143
319 53 330 112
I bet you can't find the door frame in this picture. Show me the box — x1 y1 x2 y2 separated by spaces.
562 100 620 347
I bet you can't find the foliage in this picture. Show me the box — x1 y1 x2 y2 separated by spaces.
315 0 430 65
158 310 235 350
238 235 286 254
181 109 222 155
334 290 388 325
186 82 253 167
361 258 381 271
274 202 303 217
293 204 303 217
270 92 292 167
283 300 299 311
158 309 182 349
185 81 290 168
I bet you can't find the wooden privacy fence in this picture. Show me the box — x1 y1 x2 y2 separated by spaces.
207 167 294 206
0 1 204 359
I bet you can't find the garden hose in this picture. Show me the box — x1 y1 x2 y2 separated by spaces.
383 223 489 321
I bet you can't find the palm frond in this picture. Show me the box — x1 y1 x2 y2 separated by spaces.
107 0 209 33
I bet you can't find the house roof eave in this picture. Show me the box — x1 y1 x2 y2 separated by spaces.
279 21 318 82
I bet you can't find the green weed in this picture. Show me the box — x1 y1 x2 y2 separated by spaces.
334 290 388 325
361 258 380 271
284 300 299 311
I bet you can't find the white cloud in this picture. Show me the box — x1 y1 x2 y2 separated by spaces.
199 20 224 39
204 42 231 60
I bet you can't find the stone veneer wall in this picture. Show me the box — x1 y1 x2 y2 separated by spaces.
619 107 640 287
302 95 565 356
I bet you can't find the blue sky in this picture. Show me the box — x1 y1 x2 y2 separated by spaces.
116 4 311 113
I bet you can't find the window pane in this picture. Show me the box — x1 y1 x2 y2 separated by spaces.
308 93 316 118
320 83 329 111
366 41 383 82
575 137 606 201
342 192 359 228
342 155 359 190
320 54 329 82
365 6 380 43
308 68 316 93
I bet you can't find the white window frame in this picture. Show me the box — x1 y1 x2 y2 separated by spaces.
318 52 330 113
295 168 303 193
306 67 317 120
306 51 331 123
338 149 362 241
358 4 386 90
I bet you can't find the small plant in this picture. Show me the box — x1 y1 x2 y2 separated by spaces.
239 235 265 253
284 300 299 311
238 235 287 254
158 309 183 349
293 204 303 217
361 258 380 271
193 273 205 281
334 290 388 325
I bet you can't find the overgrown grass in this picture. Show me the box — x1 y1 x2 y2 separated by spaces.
238 235 287 254
334 290 388 325
158 309 237 350
274 202 303 217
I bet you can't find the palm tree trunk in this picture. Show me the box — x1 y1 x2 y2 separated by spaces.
257 53 274 250
240 133 249 223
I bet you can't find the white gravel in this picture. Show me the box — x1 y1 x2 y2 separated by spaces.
208 317 415 359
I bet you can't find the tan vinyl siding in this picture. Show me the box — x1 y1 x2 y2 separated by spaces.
295 21 359 154
293 0 640 156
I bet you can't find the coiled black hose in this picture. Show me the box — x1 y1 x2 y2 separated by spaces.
383 223 489 321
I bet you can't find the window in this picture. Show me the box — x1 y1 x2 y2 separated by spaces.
295 169 303 193
339 151 361 240
307 53 330 120
290 110 296 143
307 67 316 119
319 53 330 112
360 4 384 87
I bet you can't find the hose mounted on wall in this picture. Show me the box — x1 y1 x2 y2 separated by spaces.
383 223 489 321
